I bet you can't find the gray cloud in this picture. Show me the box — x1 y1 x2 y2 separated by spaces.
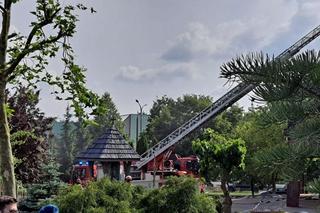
12 0 320 118
117 63 197 82
161 10 297 63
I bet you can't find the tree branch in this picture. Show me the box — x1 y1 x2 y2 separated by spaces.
6 30 65 80
7 32 17 39
4 7 61 78
0 5 5 14
0 0 12 68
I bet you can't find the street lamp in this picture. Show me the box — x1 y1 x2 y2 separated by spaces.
135 99 147 145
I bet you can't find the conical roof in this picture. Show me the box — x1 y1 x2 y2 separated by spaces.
76 127 140 161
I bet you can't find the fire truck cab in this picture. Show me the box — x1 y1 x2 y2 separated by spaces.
71 161 97 185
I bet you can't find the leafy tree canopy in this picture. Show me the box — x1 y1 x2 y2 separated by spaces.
193 128 246 213
142 94 244 156
8 85 54 183
0 0 105 196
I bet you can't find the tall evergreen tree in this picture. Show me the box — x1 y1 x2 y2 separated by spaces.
89 92 124 138
221 50 320 195
57 106 75 181
73 118 91 157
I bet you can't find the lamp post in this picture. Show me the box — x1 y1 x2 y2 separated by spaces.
135 99 147 146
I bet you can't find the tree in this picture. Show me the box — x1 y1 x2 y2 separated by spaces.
136 131 149 155
221 50 320 203
57 106 75 181
89 92 124 138
220 50 320 145
143 94 213 156
193 128 246 213
8 86 54 184
233 106 286 192
72 118 91 157
19 148 65 212
0 1 103 196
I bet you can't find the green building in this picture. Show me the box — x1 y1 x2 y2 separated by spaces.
123 113 149 149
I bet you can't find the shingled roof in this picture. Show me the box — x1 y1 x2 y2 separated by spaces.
76 127 140 161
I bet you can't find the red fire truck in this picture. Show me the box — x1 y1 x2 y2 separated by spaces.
70 161 97 185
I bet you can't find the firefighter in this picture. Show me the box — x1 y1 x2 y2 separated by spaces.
200 182 206 193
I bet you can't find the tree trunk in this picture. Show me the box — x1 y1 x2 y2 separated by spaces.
250 176 255 197
287 181 300 207
271 173 276 193
221 173 232 213
0 81 16 197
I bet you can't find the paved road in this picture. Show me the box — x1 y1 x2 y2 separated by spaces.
232 194 319 213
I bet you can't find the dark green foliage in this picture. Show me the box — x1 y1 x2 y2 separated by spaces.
136 131 149 155
73 118 92 156
139 176 216 213
220 50 320 146
307 178 320 194
220 50 320 188
144 94 244 156
144 94 215 156
233 107 286 186
8 86 54 183
19 151 65 212
56 106 75 181
88 92 125 138
54 178 137 213
53 177 217 213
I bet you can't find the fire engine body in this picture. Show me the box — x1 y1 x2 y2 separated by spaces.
141 149 200 178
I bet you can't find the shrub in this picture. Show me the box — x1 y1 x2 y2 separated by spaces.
138 176 217 213
53 176 217 213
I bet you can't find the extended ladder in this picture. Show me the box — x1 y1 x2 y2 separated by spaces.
136 25 320 169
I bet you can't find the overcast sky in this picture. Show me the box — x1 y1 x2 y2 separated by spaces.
10 0 320 119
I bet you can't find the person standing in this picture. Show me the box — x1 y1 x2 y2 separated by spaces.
0 196 18 213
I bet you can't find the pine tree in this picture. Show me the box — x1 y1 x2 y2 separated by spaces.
57 106 75 181
89 92 124 138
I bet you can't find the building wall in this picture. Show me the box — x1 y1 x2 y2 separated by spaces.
123 114 149 149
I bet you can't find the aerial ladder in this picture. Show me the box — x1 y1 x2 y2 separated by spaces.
136 25 320 170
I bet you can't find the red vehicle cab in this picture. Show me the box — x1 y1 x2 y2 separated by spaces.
70 161 97 185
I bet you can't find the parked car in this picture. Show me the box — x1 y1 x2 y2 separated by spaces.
275 183 287 194
234 183 258 192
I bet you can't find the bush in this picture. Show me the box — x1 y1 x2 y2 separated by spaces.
138 176 217 213
54 179 134 213
53 177 217 213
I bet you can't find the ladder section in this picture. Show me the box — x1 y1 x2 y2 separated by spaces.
136 24 320 170
277 25 320 59
136 83 253 169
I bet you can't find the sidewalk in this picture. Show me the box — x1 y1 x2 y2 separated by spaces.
232 195 320 213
